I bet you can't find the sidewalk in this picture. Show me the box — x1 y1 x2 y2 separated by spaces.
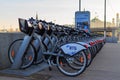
0 43 120 80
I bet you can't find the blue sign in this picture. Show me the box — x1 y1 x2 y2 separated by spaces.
75 11 90 33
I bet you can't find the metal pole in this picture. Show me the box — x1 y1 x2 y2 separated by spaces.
104 0 106 38
79 0 81 11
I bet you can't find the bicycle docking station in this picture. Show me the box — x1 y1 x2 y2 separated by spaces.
0 17 105 77
0 36 49 76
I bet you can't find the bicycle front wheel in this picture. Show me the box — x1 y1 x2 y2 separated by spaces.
8 39 35 69
56 50 87 77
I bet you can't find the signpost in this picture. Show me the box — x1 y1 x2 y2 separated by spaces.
75 11 90 33
104 0 107 38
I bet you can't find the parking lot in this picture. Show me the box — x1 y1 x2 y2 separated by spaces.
0 43 120 80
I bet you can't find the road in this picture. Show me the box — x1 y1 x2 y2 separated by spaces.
0 43 120 80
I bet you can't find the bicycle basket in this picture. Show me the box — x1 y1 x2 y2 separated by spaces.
18 18 33 34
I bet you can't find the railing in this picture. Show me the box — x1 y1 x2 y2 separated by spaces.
91 27 118 32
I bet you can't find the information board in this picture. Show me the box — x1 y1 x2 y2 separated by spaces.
75 11 90 32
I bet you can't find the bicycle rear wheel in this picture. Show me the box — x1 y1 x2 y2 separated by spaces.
56 50 87 77
8 39 35 69
31 38 44 64
85 48 92 67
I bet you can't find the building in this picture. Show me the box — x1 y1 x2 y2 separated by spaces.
90 17 115 28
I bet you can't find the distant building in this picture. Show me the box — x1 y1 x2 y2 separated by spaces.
90 17 115 28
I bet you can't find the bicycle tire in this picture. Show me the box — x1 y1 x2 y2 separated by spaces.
56 50 87 77
8 39 35 69
32 38 45 64
85 48 92 67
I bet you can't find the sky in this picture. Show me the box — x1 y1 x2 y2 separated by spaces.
0 0 120 29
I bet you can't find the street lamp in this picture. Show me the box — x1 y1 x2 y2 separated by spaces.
104 0 106 38
79 0 81 11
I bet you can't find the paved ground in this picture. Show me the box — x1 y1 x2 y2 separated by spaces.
0 43 120 80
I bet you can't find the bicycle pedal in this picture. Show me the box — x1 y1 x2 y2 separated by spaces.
49 67 52 71
51 60 57 66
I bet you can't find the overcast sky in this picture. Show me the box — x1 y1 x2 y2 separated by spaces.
0 0 120 28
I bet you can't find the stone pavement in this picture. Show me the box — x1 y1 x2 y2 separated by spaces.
0 43 120 80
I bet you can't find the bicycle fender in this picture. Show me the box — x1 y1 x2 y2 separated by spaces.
61 43 86 56
77 42 91 47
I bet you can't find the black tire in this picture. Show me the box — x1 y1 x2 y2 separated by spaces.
31 38 44 64
56 50 87 77
85 48 92 67
8 39 35 69
92 45 97 57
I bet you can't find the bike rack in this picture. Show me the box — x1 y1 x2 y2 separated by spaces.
0 17 105 77
10 36 32 69
0 34 49 76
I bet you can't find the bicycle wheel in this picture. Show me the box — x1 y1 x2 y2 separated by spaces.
31 38 44 64
56 50 87 77
8 39 35 69
85 48 92 67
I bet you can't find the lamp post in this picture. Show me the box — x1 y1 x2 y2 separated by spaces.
79 0 81 11
104 0 106 38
